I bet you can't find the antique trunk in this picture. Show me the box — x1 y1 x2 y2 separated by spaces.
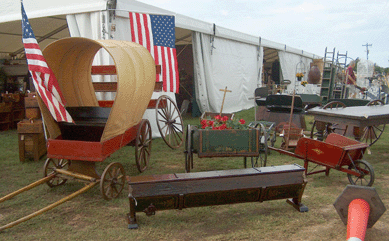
17 119 46 162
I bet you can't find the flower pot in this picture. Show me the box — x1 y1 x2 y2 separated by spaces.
192 128 260 158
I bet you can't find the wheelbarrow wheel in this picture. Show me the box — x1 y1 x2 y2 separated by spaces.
43 158 70 188
360 100 386 146
156 95 184 149
100 162 126 200
347 159 375 187
184 125 193 173
135 119 152 173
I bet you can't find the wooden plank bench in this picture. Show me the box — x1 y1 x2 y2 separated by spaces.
126 164 308 229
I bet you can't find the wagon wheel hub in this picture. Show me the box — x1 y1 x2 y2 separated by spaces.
111 177 118 185
168 119 176 125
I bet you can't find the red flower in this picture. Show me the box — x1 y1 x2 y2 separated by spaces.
219 123 227 130
212 125 219 130
214 115 221 121
239 119 245 124
208 120 214 126
201 119 207 126
222 116 229 122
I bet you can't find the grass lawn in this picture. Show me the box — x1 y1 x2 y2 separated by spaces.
0 107 388 240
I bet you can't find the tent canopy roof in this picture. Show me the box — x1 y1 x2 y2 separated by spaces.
0 0 320 61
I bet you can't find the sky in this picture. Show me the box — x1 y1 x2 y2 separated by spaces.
140 0 389 68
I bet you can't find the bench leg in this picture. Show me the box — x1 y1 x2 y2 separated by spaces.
127 197 138 229
286 181 308 212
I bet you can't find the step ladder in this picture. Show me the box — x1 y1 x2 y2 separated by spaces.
334 51 348 99
319 47 336 104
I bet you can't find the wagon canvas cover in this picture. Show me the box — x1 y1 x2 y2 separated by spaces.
39 37 156 142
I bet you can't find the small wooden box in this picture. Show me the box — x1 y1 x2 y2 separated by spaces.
24 93 41 120
17 120 47 162
25 108 41 120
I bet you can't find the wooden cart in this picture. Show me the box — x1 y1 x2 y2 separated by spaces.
0 38 157 231
184 123 268 173
269 133 374 186
309 100 387 146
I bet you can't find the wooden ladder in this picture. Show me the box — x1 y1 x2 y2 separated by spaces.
336 51 348 99
319 47 336 104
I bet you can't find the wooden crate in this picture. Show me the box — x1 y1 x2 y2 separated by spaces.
17 120 46 162
24 92 41 120
0 102 12 131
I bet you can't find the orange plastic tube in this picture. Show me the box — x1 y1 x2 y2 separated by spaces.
347 199 370 241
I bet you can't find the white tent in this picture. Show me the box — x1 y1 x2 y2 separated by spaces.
0 0 320 116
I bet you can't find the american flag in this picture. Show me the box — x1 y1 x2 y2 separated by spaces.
129 12 179 93
21 2 73 123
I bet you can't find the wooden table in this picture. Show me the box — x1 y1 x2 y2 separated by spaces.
307 104 389 141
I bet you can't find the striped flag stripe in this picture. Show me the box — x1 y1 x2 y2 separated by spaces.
22 2 73 123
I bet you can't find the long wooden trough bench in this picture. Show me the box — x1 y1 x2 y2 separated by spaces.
127 164 308 229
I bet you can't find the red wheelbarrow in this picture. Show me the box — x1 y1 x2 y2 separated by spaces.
269 133 374 186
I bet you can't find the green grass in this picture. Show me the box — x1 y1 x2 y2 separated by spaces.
0 107 389 240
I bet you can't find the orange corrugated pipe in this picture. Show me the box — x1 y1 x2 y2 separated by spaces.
347 199 370 241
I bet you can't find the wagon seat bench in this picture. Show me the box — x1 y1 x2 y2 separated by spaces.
126 164 308 229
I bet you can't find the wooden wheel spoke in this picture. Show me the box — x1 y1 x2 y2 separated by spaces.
157 109 169 121
100 162 125 200
111 185 120 196
168 125 181 144
113 168 121 178
135 120 152 172
104 185 113 197
155 95 184 149
136 145 143 153
144 139 152 147
164 123 171 136
170 114 181 122
142 153 149 167
160 104 170 118
172 123 183 133
169 101 176 116
144 126 151 139
159 122 169 132
171 126 183 142
44 158 68 188
170 128 179 145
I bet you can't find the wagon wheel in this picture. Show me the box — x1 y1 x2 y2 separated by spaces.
100 162 126 200
184 125 194 173
310 101 348 140
257 123 268 167
244 123 268 167
43 158 70 188
359 100 386 146
135 119 152 173
156 95 184 149
347 160 375 187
